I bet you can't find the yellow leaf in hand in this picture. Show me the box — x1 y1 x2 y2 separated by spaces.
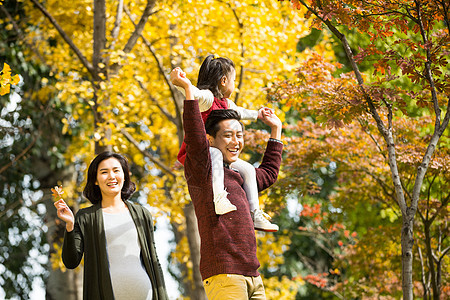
51 185 64 201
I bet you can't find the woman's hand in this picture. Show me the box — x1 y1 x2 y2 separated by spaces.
54 199 75 232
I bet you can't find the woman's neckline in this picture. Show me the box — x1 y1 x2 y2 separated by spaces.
102 208 129 215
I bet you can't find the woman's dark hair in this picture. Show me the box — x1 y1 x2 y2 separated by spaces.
205 109 243 138
83 151 136 204
197 54 235 99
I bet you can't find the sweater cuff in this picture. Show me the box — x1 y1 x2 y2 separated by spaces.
268 138 283 145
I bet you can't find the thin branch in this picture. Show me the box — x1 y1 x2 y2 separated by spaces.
439 246 450 262
124 5 183 141
414 0 441 121
428 192 450 225
122 0 157 53
438 0 450 34
124 5 172 93
417 245 431 299
109 0 124 51
29 0 96 78
216 0 245 105
0 5 46 64
0 200 23 220
114 121 176 178
0 135 37 175
411 95 450 214
425 173 438 220
135 78 178 125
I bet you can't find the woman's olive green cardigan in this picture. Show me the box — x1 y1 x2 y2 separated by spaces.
62 201 168 300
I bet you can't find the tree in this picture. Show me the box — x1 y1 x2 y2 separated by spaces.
274 1 449 298
2 0 314 298
1 2 86 298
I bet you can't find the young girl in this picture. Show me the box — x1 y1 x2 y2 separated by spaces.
54 151 168 299
171 54 278 232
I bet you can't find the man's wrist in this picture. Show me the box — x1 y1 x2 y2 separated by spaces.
269 125 282 140
185 85 195 100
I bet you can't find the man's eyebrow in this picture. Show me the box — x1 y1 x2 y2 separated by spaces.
222 129 243 133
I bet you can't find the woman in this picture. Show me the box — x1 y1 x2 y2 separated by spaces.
54 151 168 300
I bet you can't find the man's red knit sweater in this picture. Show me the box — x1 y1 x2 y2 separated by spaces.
183 100 283 280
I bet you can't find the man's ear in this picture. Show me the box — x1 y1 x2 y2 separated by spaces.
206 134 214 145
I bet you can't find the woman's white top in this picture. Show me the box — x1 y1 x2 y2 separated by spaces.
103 210 152 300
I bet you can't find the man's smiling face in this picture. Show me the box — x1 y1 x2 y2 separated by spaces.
208 119 244 164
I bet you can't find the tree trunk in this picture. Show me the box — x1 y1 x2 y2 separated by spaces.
45 268 82 300
401 211 415 300
184 203 207 300
423 221 440 299
40 165 83 300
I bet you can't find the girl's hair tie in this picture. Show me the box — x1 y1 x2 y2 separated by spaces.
212 54 220 60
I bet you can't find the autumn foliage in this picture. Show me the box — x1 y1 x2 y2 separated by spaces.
0 63 20 96
273 0 449 298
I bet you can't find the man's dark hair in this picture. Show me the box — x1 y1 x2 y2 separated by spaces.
197 54 235 99
205 109 243 138
83 151 136 204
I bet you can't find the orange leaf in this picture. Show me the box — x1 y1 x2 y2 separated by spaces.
51 185 64 201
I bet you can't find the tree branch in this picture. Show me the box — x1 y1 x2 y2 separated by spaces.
124 5 184 143
0 5 47 64
439 246 450 262
428 192 450 225
29 0 96 78
115 121 177 178
122 0 157 53
0 134 37 175
417 245 429 300
109 0 124 51
217 0 245 105
135 77 178 125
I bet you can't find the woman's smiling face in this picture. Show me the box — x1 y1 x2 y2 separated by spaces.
96 157 124 197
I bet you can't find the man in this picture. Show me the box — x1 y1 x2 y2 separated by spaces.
181 82 283 299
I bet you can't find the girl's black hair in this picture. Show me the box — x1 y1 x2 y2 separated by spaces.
205 109 243 138
197 54 235 99
83 151 136 204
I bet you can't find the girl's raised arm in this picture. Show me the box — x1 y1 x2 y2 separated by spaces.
170 67 214 111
